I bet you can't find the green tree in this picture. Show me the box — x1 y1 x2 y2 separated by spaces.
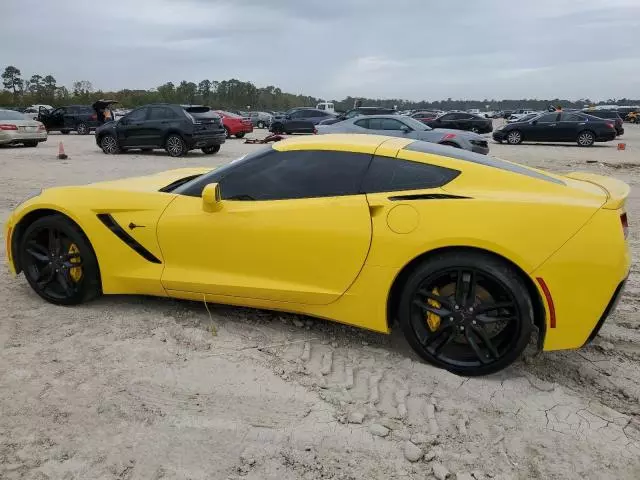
28 74 44 97
2 66 22 95
42 75 57 101
176 81 197 104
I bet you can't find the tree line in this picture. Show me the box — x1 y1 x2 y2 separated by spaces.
2 65 639 113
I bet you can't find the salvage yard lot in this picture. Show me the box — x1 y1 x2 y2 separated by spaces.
1 123 640 479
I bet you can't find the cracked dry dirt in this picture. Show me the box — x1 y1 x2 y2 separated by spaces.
1 125 639 479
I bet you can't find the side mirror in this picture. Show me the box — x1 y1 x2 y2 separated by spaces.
284 114 291 119
401 125 411 133
202 183 222 212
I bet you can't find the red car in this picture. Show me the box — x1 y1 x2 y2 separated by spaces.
215 111 253 138
410 111 439 124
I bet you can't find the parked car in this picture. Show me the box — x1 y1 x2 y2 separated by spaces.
425 112 493 134
0 109 47 147
269 108 335 134
493 112 617 146
501 110 514 119
7 134 630 376
246 111 273 129
410 111 440 123
38 100 117 135
95 104 226 157
317 106 396 126
582 110 624 136
215 111 254 138
317 115 489 154
509 110 539 121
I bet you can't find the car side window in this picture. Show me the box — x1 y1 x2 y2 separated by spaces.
345 110 360 119
148 107 177 120
354 119 370 128
440 113 456 120
124 108 148 122
538 113 559 123
289 110 306 119
380 119 405 130
362 156 460 193
561 113 586 122
219 150 371 201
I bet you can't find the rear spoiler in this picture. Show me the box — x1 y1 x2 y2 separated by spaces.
566 172 630 210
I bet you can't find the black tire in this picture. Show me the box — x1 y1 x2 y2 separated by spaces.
235 132 245 139
577 130 595 147
271 123 284 134
23 141 38 147
224 127 231 139
19 214 101 305
257 121 265 129
100 134 120 154
61 130 70 135
397 251 533 376
165 134 187 157
202 144 221 155
76 123 89 135
506 130 522 145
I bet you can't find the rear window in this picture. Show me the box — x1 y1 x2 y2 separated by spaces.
183 107 219 120
218 111 242 119
362 156 460 193
0 110 29 120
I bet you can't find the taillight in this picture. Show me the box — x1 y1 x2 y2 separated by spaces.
0 124 18 130
37 123 45 131
621 212 628 239
606 121 615 129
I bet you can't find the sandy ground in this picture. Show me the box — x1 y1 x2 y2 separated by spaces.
1 124 639 480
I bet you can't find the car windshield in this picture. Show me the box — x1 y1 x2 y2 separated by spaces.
0 110 29 120
401 116 431 131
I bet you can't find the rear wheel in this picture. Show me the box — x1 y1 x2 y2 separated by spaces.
506 130 522 145
165 134 186 157
19 215 101 305
577 130 595 147
398 251 533 376
76 123 89 135
235 132 245 139
224 127 231 139
100 134 120 154
202 144 220 155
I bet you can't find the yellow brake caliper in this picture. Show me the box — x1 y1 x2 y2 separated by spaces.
68 244 82 282
426 287 441 332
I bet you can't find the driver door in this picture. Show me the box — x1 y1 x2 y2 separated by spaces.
157 149 373 305
116 107 150 147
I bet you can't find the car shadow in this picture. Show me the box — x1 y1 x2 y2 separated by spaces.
494 141 612 148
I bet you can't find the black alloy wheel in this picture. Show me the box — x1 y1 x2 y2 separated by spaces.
577 130 595 147
398 252 533 376
19 215 100 305
224 127 231 139
506 130 522 145
100 135 120 154
76 123 89 135
202 145 220 155
165 134 187 157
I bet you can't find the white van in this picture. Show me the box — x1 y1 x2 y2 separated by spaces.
316 102 335 114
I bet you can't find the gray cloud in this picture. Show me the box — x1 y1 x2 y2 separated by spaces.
2 0 639 100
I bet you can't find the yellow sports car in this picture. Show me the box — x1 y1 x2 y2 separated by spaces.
4 134 630 375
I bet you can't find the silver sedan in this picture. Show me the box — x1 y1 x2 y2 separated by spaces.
0 109 48 147
317 114 489 154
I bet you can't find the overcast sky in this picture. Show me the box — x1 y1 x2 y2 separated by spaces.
2 0 639 101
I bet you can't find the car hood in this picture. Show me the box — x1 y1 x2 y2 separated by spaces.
84 167 212 192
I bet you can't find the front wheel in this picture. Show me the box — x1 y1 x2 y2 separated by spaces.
506 130 522 145
397 251 533 376
235 132 245 139
165 134 187 157
577 130 595 147
100 134 120 154
19 214 101 305
76 123 89 135
202 144 220 155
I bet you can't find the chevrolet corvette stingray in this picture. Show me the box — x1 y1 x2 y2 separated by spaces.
5 135 630 375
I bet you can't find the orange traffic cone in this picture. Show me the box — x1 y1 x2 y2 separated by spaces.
617 143 626 151
58 142 68 159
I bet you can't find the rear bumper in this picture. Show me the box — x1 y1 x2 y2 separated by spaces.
0 131 47 144
583 279 627 345
187 131 226 148
596 131 616 142
616 127 624 136
532 208 630 351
